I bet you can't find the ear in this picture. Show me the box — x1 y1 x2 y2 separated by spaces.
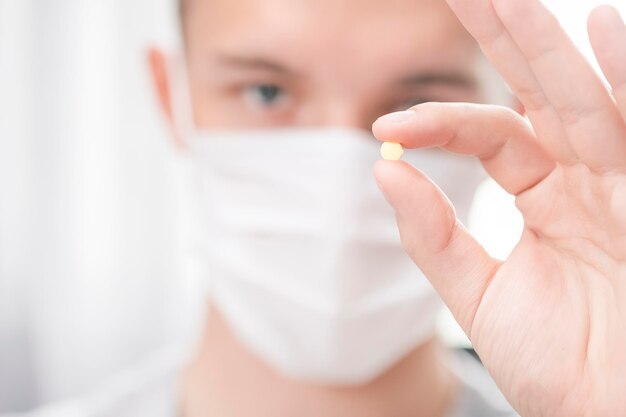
147 47 184 147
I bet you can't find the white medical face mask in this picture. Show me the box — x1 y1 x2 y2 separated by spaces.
184 126 485 384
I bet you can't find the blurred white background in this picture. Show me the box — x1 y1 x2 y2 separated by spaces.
0 0 199 412
0 0 624 413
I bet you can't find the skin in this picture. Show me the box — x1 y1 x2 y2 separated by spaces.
373 2 626 416
150 1 502 415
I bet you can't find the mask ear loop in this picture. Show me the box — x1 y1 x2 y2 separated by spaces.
167 50 196 148
166 50 217 310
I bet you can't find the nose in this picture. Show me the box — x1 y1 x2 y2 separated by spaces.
299 100 374 131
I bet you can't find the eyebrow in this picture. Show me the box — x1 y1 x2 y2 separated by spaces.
398 72 478 89
214 53 477 89
215 53 299 76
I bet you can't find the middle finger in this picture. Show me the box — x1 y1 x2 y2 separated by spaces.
445 0 577 163
491 0 626 171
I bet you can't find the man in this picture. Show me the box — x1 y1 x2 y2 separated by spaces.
145 0 626 416
149 0 516 415
6 0 624 416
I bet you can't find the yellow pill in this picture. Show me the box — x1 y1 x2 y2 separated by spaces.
380 142 404 161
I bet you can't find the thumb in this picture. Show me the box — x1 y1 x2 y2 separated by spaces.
374 159 501 336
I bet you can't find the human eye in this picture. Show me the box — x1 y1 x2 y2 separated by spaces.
243 83 289 108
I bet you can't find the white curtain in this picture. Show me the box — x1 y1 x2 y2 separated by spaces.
0 0 201 412
0 0 623 413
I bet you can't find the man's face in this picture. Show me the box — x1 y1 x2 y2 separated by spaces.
180 0 497 130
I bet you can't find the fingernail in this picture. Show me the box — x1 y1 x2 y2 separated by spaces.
376 110 415 124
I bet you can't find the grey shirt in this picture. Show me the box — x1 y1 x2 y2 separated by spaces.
446 351 518 417
9 347 517 417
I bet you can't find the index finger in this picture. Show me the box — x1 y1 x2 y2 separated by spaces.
372 103 555 196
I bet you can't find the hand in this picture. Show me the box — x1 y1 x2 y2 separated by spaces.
372 2 626 416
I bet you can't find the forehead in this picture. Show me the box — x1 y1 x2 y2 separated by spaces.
184 0 477 71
